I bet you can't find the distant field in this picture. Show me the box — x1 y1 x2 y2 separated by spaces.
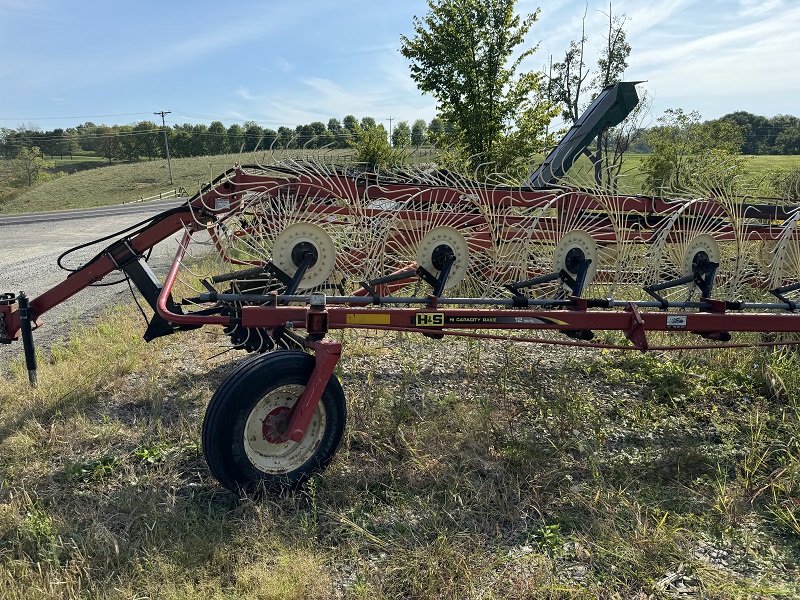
2 152 800 214
0 150 353 214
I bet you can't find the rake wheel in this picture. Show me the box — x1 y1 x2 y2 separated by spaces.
202 351 346 493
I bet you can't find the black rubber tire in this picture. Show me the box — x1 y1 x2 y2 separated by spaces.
202 350 346 494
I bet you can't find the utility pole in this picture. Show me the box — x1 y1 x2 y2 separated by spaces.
154 110 173 185
386 117 394 146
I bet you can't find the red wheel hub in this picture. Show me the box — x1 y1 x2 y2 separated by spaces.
262 406 291 443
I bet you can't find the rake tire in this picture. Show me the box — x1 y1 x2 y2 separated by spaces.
202 350 346 494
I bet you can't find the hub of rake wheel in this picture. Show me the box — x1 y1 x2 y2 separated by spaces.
291 241 319 269
431 244 455 271
564 247 586 275
691 250 713 277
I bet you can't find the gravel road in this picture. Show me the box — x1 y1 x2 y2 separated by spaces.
0 200 197 370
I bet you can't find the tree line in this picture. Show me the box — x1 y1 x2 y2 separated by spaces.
0 116 449 163
4 106 797 174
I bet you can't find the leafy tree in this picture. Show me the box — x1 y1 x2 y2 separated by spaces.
134 121 161 160
295 124 315 147
191 124 210 156
9 146 54 187
208 121 228 155
227 123 245 152
352 124 401 168
775 122 800 155
170 127 194 158
115 125 140 161
767 115 799 153
334 126 352 149
262 128 278 149
411 119 428 147
391 120 412 148
641 109 745 193
400 0 551 170
243 121 264 152
95 126 117 163
343 115 360 140
299 122 328 148
327 118 342 134
61 129 81 159
0 127 17 158
428 117 445 144
277 126 295 148
719 111 771 154
360 117 377 131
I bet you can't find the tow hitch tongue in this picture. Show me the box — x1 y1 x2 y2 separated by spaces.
18 292 38 387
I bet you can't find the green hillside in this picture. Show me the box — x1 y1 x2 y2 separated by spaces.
2 152 800 215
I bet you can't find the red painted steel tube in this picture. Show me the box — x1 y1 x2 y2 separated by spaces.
155 228 231 326
281 338 342 444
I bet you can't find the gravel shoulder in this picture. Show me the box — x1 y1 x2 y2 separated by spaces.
0 202 195 370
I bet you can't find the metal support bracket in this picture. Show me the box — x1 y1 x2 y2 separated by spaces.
281 338 342 444
625 302 649 351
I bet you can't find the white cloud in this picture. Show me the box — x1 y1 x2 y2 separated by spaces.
738 0 784 17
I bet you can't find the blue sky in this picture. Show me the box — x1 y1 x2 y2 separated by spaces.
1 0 798 132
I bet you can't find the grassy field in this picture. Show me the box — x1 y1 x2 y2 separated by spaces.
1 303 799 598
2 151 800 215
0 150 354 214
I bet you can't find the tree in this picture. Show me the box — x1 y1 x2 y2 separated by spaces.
411 119 428 147
343 115 360 141
351 123 400 168
549 3 637 189
227 123 245 152
327 118 342 134
170 126 193 158
243 121 264 152
391 120 412 148
719 111 771 155
427 117 445 145
276 126 295 148
262 128 279 149
9 146 54 187
208 121 229 155
115 125 140 161
133 121 161 160
775 124 800 155
400 0 551 170
95 126 117 163
641 109 745 193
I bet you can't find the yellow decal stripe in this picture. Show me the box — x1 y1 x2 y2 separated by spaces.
346 313 391 325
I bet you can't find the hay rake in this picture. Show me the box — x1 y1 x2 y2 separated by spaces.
3 82 800 493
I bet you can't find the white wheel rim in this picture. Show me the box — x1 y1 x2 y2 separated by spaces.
682 234 720 278
553 230 598 285
244 384 327 474
272 223 336 290
416 226 470 289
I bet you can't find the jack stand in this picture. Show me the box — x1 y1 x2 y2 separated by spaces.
18 292 38 387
